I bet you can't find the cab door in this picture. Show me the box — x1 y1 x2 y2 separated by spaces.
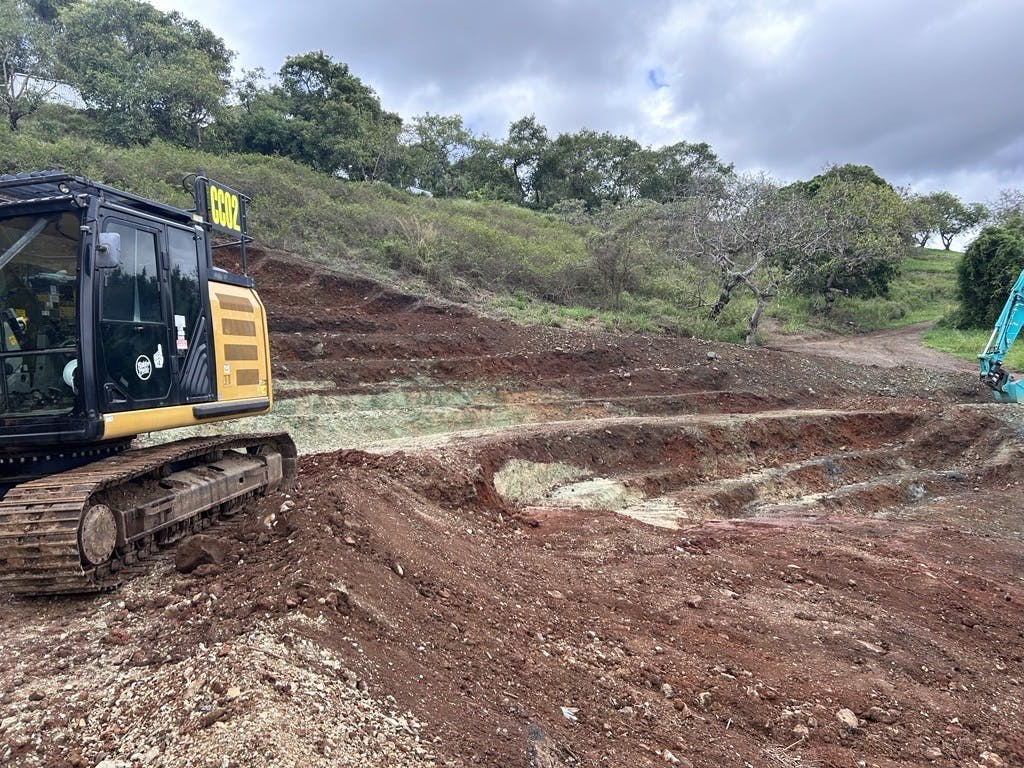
97 218 172 411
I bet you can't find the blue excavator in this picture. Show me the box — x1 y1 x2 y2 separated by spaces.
979 268 1024 401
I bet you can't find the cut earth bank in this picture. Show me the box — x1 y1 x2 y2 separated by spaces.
1 252 1021 768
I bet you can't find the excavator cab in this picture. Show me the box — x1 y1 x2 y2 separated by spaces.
0 210 80 419
0 171 273 483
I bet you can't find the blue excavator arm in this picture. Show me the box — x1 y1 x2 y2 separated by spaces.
979 265 1024 402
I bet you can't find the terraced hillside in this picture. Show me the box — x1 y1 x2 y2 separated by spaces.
1 252 1021 768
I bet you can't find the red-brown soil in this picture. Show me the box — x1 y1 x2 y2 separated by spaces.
2 252 1022 768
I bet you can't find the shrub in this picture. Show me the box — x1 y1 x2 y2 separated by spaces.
955 226 1024 328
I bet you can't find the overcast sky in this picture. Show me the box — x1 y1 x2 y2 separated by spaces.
150 0 1024 206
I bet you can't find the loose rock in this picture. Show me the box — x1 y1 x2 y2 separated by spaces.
835 708 859 729
174 535 227 574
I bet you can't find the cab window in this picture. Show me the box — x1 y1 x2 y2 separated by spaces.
101 222 161 323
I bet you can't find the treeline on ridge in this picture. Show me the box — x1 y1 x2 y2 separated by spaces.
4 0 1024 340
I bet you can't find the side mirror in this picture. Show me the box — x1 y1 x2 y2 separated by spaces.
96 232 121 268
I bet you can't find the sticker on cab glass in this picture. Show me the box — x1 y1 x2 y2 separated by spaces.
135 355 152 381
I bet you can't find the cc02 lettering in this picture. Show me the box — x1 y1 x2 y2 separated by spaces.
208 185 240 231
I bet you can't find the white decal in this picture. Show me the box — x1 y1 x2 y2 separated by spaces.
153 344 165 369
174 315 187 354
135 355 152 380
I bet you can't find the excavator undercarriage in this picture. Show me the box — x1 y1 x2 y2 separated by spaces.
0 432 296 595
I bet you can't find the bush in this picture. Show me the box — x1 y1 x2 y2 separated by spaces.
955 226 1024 328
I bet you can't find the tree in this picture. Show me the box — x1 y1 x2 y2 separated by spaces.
533 129 642 210
990 188 1024 232
223 53 410 182
956 226 1024 328
523 130 732 211
905 193 942 248
668 173 826 343
793 163 891 198
503 115 550 205
227 52 403 181
59 0 233 146
788 176 910 309
278 51 400 179
23 0 74 22
451 136 520 202
922 191 988 250
225 67 295 157
0 0 60 131
402 113 474 197
631 141 733 203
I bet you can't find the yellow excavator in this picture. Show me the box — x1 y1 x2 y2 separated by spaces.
0 171 295 595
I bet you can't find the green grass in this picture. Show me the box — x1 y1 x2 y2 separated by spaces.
771 247 962 334
910 249 1024 367
922 326 1024 370
487 292 729 338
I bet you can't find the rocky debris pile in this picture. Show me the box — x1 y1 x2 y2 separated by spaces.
0 564 438 767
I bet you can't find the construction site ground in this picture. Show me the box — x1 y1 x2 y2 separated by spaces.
2 253 1022 768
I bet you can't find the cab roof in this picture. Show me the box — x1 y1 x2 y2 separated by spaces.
0 170 195 225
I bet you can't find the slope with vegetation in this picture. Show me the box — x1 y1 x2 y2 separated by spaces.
3 0 1022 350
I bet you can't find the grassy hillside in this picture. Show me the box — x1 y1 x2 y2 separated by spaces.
1 130 972 347
2 130 758 340
2 131 585 291
923 327 1024 370
769 247 961 334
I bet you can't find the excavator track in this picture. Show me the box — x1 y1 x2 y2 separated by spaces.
0 432 296 596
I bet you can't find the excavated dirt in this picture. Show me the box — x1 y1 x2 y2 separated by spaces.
2 251 1023 768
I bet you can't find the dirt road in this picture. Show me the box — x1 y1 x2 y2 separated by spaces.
767 321 975 373
1 254 1020 768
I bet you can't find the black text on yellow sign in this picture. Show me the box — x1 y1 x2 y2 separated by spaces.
207 183 241 233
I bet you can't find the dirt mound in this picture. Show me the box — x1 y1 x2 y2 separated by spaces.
2 253 1022 768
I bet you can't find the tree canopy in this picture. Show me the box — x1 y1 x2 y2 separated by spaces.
0 0 61 131
228 53 404 182
786 166 911 307
903 191 988 250
59 0 233 146
926 191 987 250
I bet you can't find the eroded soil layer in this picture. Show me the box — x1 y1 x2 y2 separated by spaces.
2 254 1022 768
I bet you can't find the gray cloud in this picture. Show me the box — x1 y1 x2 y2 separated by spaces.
667 0 1024 187
151 0 1024 203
